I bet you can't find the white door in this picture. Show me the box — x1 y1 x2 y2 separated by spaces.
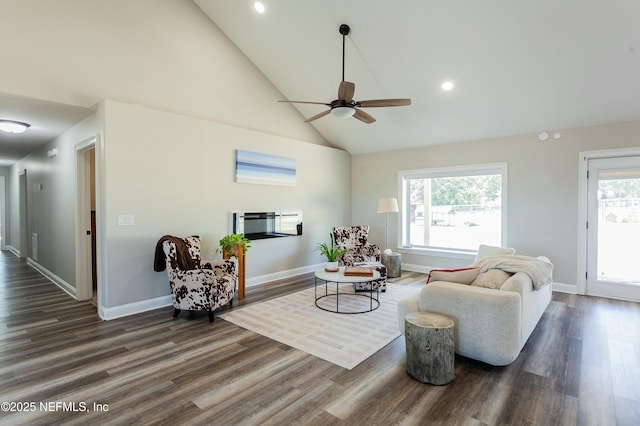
586 156 640 301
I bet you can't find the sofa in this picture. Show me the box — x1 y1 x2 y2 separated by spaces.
397 246 553 366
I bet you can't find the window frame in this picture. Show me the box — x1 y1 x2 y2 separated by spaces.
397 162 508 257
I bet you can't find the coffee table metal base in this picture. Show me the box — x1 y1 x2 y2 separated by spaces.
314 276 380 314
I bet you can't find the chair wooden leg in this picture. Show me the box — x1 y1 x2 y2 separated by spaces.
208 311 215 323
173 308 181 318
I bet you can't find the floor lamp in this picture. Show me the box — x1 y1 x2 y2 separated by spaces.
377 197 399 254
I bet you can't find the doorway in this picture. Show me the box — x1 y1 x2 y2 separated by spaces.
585 155 640 301
75 137 97 303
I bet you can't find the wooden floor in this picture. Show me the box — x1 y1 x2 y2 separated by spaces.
1 251 639 425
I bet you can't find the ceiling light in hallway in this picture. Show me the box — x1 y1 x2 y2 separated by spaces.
0 119 30 134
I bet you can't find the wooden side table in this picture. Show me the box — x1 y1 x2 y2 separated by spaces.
223 246 245 300
404 311 455 385
381 252 402 278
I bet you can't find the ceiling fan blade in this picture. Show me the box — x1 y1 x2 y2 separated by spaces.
356 98 412 108
278 100 332 106
338 81 355 102
353 108 376 124
304 109 332 123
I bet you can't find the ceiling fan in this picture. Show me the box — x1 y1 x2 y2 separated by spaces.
279 24 411 124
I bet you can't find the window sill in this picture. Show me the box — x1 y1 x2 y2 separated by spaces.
396 246 476 261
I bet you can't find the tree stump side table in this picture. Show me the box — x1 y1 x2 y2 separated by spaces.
381 252 402 278
404 311 455 385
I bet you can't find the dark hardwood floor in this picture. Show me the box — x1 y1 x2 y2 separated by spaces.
1 250 639 425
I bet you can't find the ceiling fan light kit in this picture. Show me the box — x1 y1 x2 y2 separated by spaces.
331 106 356 119
279 24 411 124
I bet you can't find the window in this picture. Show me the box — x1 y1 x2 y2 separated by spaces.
400 163 507 252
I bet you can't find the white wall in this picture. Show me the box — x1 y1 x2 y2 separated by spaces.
101 100 350 309
352 120 640 288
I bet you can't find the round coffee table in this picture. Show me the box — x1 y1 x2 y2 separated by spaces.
314 267 381 314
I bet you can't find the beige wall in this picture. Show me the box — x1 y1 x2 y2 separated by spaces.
8 112 102 285
352 120 640 287
101 100 350 309
5 99 350 317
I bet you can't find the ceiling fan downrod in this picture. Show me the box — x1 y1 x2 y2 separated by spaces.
339 24 350 82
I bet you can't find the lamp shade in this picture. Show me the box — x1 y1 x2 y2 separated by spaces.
377 197 399 213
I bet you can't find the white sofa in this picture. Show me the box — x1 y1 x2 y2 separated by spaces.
397 252 553 366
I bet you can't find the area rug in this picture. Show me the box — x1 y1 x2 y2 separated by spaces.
219 284 420 370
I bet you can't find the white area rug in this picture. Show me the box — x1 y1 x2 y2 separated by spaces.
219 284 420 370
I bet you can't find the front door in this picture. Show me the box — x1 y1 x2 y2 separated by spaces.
586 156 640 301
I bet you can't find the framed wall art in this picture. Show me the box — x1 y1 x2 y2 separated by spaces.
235 149 296 187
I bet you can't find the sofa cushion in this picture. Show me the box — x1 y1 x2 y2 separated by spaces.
427 267 479 284
474 244 516 262
471 269 512 289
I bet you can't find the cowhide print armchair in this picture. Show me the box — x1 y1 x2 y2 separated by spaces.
162 236 236 322
332 225 388 291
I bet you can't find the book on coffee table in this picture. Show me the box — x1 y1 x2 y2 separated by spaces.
344 266 374 277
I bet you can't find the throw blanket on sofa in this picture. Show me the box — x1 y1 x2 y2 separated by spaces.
472 255 553 290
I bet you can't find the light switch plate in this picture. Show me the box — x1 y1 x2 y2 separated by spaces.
117 214 135 226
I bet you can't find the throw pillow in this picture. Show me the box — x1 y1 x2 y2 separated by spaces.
474 244 516 263
427 267 479 284
471 269 512 289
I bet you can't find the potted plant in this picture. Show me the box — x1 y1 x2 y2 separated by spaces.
217 233 251 258
315 232 349 272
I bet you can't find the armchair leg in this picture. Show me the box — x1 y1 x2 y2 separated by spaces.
173 308 181 318
208 311 215 323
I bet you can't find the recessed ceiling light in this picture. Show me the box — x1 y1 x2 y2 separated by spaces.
0 119 30 134
538 131 550 141
254 2 265 14
441 81 454 91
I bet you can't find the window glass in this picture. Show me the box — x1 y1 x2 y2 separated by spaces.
401 164 506 251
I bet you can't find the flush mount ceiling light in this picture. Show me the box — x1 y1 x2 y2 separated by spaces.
0 119 30 134
441 81 454 91
254 2 265 13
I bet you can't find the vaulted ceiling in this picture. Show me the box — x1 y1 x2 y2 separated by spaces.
195 0 640 154
0 0 639 166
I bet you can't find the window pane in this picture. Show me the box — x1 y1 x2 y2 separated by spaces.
596 172 640 282
407 173 502 250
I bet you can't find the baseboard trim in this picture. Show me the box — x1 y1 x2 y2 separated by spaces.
99 265 323 321
552 282 577 294
246 263 324 287
5 245 20 257
402 263 432 274
99 295 173 321
26 258 77 299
